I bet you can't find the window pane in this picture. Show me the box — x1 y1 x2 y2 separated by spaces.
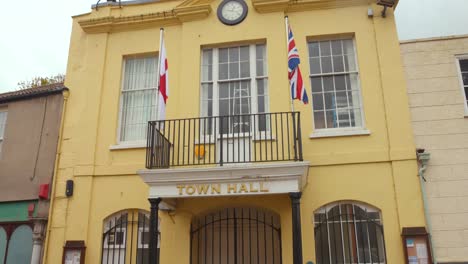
314 111 325 129
462 73 468 86
326 110 337 128
0 111 7 139
202 49 212 65
320 41 331 56
310 58 321 74
219 63 229 80
312 94 324 111
309 42 320 57
344 52 357 72
229 62 239 79
348 73 359 90
324 93 336 110
347 90 361 109
240 61 250 78
311 77 322 93
219 48 228 63
240 46 249 61
351 108 363 127
335 75 346 91
219 83 229 98
333 55 345 72
343 39 354 54
460 59 468 72
323 76 334 92
229 47 239 62
321 56 333 73
336 91 348 108
331 40 343 55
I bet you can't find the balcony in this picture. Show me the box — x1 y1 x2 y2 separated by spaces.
145 112 303 169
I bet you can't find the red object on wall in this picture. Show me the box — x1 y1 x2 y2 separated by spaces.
28 203 35 217
39 184 49 199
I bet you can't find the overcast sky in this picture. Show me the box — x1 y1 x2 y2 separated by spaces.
1 0 467 93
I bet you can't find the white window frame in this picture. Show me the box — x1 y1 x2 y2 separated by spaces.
200 44 269 138
455 55 468 116
307 38 369 138
115 55 160 148
0 109 7 156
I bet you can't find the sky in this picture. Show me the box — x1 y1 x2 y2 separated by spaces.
1 0 467 93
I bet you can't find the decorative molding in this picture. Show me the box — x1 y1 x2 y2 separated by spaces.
138 161 310 198
252 0 373 13
79 0 212 33
78 0 375 33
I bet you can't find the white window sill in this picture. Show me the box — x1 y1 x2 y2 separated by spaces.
309 129 371 139
109 142 146 150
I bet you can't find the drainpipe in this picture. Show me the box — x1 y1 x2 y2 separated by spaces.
416 149 437 264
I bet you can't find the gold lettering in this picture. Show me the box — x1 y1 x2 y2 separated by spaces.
238 183 248 193
260 182 269 192
227 184 237 194
186 185 196 195
176 185 185 195
249 183 258 192
211 184 221 194
196 184 210 195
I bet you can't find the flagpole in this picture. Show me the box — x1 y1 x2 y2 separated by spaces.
156 28 164 123
285 16 295 112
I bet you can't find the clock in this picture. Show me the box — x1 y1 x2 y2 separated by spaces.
217 0 248 26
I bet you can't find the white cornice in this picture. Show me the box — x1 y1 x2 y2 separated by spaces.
138 162 310 198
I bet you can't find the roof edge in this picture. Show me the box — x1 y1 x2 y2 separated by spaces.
400 34 468 44
0 84 69 104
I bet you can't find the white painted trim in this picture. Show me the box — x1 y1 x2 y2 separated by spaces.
109 141 146 150
309 128 370 139
455 55 468 116
138 161 309 198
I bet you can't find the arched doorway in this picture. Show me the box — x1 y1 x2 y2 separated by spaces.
190 208 282 264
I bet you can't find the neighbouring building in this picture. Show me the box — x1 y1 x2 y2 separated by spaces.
0 84 67 264
402 35 468 264
43 0 431 263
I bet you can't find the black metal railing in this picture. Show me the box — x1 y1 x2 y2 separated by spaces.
146 112 303 169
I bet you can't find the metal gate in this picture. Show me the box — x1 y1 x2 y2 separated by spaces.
190 208 282 264
314 203 387 264
101 210 158 264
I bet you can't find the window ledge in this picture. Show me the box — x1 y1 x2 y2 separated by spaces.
109 142 146 150
309 129 371 139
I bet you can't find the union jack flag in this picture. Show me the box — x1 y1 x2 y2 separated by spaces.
287 24 309 104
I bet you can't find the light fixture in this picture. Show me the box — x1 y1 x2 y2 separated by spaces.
376 0 396 7
376 0 396 18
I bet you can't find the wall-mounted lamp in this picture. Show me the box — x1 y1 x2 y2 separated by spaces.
376 0 396 18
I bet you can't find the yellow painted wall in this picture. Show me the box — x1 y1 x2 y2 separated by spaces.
43 0 426 263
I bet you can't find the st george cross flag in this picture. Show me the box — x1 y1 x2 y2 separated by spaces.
287 22 309 104
158 29 169 121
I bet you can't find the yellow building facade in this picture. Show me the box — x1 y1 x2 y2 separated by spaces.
44 0 429 263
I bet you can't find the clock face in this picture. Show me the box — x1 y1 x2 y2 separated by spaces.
221 1 244 21
217 0 248 25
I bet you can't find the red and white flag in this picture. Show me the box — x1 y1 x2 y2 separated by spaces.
158 29 169 121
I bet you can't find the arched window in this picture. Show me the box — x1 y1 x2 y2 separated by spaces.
6 225 33 264
314 202 386 264
101 210 159 264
